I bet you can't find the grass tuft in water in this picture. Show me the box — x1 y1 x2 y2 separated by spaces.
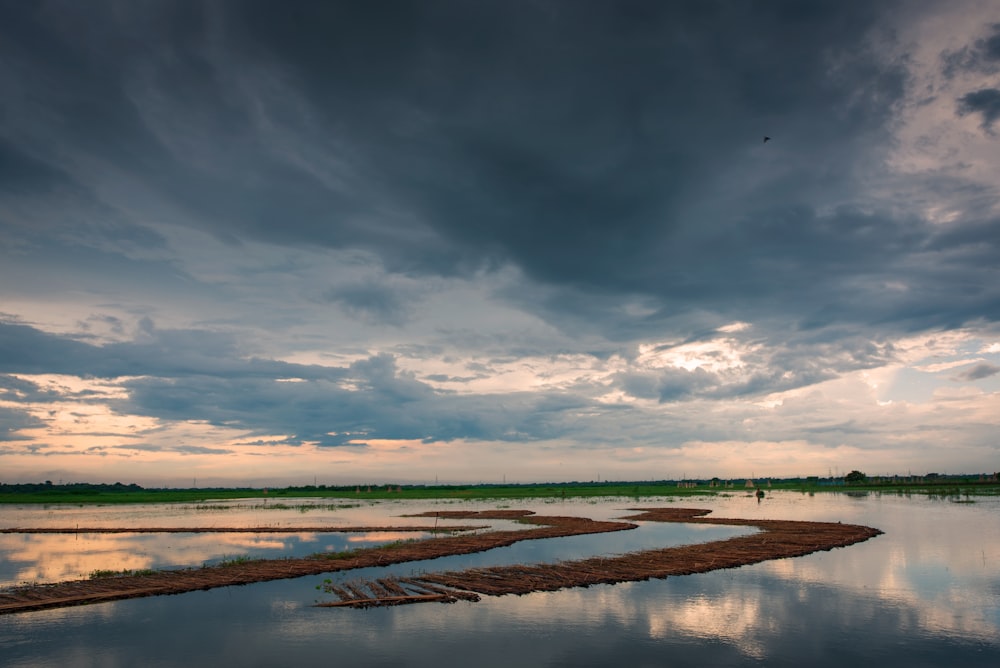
89 568 157 580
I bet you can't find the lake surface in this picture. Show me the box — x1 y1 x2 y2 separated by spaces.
1 492 998 667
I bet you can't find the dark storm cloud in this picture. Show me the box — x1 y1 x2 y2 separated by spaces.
249 0 905 293
3 0 1000 459
957 88 1000 132
5 0 966 342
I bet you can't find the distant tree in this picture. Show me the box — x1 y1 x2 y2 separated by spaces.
844 470 867 484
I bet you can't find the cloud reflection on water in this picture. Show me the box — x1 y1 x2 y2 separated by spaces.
0 529 432 587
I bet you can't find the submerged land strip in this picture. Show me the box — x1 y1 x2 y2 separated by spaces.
0 509 881 615
318 508 883 607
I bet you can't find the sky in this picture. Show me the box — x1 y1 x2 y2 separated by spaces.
1 0 999 487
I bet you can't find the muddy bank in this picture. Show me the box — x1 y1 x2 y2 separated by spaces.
0 509 880 615
0 511 631 615
319 508 882 607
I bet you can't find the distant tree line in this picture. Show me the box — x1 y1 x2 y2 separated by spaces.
0 481 144 494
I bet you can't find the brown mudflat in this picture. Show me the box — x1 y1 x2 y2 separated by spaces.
0 508 880 615
0 511 630 615
318 508 882 607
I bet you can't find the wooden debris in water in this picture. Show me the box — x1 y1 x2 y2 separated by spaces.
313 576 481 608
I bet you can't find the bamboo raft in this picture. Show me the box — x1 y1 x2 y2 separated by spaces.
315 508 882 608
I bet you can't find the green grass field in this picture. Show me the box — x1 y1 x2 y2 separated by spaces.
1 478 997 504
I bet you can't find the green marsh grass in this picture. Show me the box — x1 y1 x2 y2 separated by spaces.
3 480 998 505
89 568 157 580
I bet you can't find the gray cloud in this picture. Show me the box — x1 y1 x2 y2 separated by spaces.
941 23 1000 77
0 404 44 441
323 281 412 326
2 1 1000 477
0 319 344 381
114 355 595 447
611 330 895 405
0 320 597 446
955 363 1000 381
957 88 1000 132
3 0 954 343
0 374 61 404
618 367 717 402
0 309 920 450
110 443 234 455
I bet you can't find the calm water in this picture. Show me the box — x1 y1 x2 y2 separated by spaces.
1 493 998 667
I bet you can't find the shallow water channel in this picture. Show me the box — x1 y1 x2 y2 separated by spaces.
1 493 998 667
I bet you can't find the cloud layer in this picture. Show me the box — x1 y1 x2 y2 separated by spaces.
1 1 998 485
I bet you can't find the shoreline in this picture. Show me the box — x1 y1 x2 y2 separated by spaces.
3 480 997 505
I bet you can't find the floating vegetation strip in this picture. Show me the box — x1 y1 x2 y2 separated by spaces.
0 511 632 615
0 509 881 615
316 508 882 608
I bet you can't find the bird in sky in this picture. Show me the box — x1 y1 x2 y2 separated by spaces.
763 136 771 143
